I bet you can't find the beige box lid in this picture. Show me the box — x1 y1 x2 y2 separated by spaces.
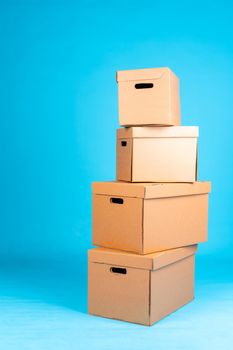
92 181 211 199
116 67 175 82
89 245 197 271
117 126 198 139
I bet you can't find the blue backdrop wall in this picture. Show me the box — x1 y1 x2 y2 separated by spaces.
0 0 233 262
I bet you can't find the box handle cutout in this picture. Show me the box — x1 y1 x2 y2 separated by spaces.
110 197 124 204
110 267 127 275
121 141 127 147
135 83 154 89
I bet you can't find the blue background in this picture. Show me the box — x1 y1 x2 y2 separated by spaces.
0 1 232 349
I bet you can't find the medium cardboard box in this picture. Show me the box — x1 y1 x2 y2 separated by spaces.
88 245 197 326
92 181 211 254
117 67 180 126
117 126 198 183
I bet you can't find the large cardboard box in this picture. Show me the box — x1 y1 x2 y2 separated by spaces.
92 181 211 254
116 126 198 183
117 67 180 126
88 245 197 325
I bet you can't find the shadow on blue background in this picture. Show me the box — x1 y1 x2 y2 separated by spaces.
0 0 233 349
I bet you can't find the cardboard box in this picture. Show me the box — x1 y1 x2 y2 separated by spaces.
92 181 211 254
117 126 198 183
88 245 197 325
117 67 180 126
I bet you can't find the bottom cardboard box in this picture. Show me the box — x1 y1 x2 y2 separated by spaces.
88 245 197 326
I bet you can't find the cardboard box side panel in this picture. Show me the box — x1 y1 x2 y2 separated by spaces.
143 194 208 254
92 194 144 253
150 255 195 325
195 141 198 180
170 72 180 125
116 138 132 181
132 138 197 183
88 261 150 325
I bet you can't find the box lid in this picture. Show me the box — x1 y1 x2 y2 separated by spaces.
92 181 211 199
116 67 173 82
117 126 198 139
89 245 197 271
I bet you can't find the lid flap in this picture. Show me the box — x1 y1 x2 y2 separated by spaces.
92 181 211 199
116 67 171 82
89 245 198 271
117 126 199 139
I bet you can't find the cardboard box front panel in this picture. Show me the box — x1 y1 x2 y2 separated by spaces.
117 136 197 182
88 253 195 326
92 194 143 253
117 69 180 126
92 193 208 254
88 261 150 325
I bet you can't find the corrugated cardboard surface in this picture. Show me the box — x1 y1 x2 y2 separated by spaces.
88 261 150 325
117 68 180 126
88 245 197 271
143 194 208 253
116 138 132 182
92 181 211 199
92 182 209 253
88 247 196 325
117 126 199 139
92 194 143 253
150 255 194 325
116 67 169 82
130 137 197 182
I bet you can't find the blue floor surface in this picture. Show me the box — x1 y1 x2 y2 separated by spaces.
0 255 232 350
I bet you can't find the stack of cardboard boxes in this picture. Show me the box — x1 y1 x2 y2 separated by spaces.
88 67 211 326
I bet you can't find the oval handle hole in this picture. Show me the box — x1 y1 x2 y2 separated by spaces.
121 141 127 147
110 197 124 204
110 267 127 274
135 83 154 89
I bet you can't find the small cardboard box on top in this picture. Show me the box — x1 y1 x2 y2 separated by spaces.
117 67 180 126
88 245 197 326
92 181 211 254
117 126 198 183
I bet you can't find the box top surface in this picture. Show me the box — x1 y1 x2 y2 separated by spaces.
117 126 198 139
89 245 197 271
92 181 211 199
116 67 176 82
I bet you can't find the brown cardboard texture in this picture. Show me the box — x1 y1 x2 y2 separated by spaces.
88 245 197 325
116 67 180 126
92 181 211 254
116 126 198 183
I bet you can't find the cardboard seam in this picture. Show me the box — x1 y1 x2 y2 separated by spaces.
130 138 133 181
148 271 152 325
141 199 144 254
195 140 198 180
